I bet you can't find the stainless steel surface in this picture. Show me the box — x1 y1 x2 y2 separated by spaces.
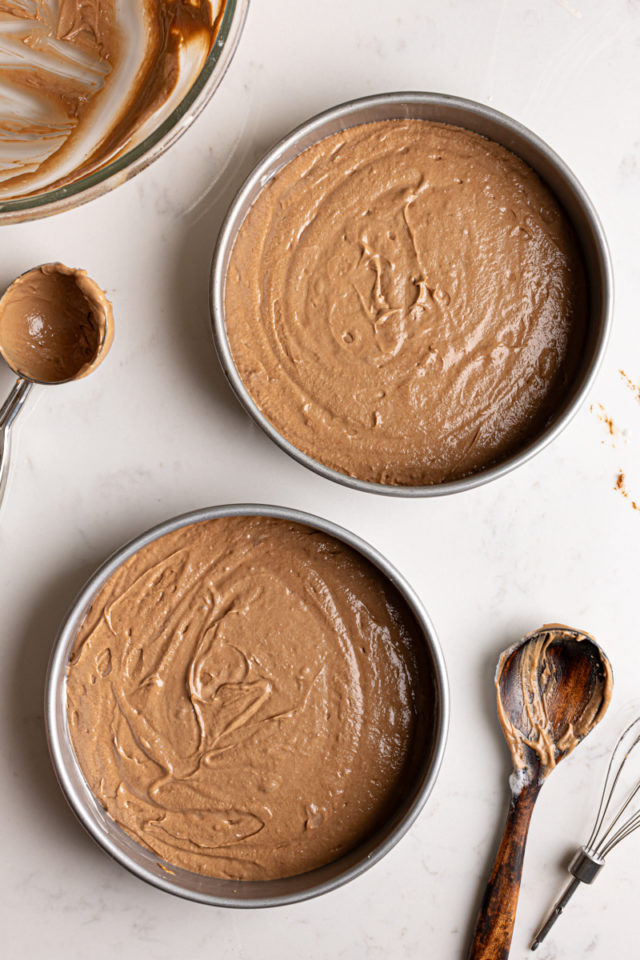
210 91 613 498
531 714 640 950
0 378 32 508
45 503 449 908
569 848 604 883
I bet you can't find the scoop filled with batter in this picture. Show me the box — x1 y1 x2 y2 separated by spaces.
224 119 588 486
0 261 113 507
0 262 113 382
66 515 433 881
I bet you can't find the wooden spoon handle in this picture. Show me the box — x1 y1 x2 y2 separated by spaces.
467 781 541 960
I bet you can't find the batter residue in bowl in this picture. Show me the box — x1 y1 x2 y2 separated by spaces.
66 516 433 881
0 0 226 199
225 119 588 486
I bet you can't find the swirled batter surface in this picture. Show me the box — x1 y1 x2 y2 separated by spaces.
225 120 587 485
66 516 433 880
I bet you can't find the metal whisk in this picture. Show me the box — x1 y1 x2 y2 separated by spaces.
531 714 640 950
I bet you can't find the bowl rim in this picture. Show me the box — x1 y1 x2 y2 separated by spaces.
45 502 450 908
209 90 614 498
0 0 249 224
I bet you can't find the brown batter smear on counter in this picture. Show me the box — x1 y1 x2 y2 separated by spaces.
614 470 639 511
620 369 640 403
590 402 617 444
66 516 433 881
0 262 112 382
225 120 588 485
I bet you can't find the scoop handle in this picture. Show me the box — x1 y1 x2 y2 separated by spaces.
467 780 541 960
0 378 32 507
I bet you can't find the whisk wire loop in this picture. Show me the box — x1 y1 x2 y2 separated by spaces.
531 714 640 950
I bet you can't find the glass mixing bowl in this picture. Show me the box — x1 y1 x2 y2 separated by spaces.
0 0 248 225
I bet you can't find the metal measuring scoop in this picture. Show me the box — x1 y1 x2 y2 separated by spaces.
467 625 613 960
0 262 113 506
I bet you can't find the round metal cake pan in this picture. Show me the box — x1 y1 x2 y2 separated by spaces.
45 503 449 908
210 91 613 497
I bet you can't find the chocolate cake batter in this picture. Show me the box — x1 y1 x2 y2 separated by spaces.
0 262 112 382
225 120 588 485
66 516 433 881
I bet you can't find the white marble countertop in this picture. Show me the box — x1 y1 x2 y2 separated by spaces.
2 1 640 956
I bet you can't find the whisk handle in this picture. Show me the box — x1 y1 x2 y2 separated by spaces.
467 781 541 960
530 876 581 950
530 847 604 949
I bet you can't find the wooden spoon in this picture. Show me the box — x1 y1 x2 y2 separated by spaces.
467 625 613 960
